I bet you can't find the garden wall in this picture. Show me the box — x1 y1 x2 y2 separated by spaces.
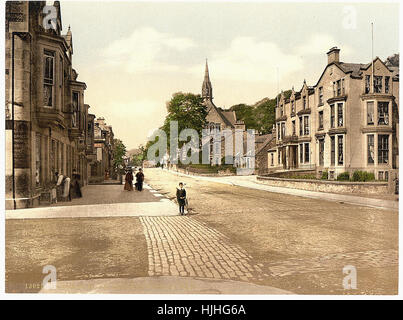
256 176 388 195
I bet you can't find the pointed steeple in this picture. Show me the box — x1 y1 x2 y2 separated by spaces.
202 59 213 101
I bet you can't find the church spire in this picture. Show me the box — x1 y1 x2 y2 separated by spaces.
202 59 213 101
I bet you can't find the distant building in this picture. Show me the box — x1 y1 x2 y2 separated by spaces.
201 61 252 167
91 117 115 182
5 1 93 208
268 47 399 181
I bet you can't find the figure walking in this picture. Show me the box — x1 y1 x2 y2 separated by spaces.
135 168 144 191
71 169 82 198
176 182 187 215
124 169 134 191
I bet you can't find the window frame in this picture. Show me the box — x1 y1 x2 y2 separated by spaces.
378 134 389 164
43 50 55 108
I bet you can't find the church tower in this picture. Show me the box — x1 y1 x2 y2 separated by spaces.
202 59 213 101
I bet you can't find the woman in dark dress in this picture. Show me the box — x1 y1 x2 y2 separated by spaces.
124 169 134 191
72 169 82 198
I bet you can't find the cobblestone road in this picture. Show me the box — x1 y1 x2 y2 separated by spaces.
140 216 265 282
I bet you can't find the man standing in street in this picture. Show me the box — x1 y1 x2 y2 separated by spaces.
176 182 187 215
135 168 144 191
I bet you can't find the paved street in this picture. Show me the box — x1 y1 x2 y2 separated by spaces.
5 168 398 294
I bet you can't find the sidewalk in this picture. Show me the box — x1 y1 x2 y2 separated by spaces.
5 183 178 219
160 169 398 211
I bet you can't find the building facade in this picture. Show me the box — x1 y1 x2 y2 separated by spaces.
5 1 97 208
90 117 115 182
201 61 251 167
268 47 399 181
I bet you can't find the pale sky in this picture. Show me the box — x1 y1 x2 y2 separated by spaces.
60 1 399 149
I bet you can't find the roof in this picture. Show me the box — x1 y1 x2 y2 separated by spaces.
255 134 275 155
206 99 235 128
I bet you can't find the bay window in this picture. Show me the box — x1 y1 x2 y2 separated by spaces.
330 104 335 128
304 143 310 163
374 76 382 93
337 103 344 127
367 101 374 125
367 134 374 164
337 135 344 165
303 116 309 135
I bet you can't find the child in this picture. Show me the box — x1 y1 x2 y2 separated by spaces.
176 182 187 215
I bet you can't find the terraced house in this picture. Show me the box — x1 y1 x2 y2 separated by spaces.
5 1 94 208
268 47 399 181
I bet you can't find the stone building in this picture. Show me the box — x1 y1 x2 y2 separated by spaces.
5 1 94 208
90 117 115 182
268 47 399 181
201 61 251 166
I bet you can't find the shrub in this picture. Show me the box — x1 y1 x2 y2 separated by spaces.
337 172 350 181
352 170 375 182
321 171 328 180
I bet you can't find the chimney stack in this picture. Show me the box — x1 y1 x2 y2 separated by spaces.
327 47 340 65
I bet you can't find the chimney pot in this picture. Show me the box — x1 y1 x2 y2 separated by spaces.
327 47 340 64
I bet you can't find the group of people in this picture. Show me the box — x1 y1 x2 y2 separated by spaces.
124 168 145 192
54 169 82 202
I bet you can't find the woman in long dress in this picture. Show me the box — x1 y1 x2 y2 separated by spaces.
124 170 134 191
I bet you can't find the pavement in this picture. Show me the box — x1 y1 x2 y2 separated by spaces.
163 169 398 211
5 183 178 219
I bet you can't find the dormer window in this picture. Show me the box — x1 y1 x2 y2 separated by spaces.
374 76 383 93
319 87 324 105
385 76 390 93
303 96 307 109
291 101 295 114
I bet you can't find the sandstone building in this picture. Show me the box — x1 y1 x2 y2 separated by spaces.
268 47 399 181
5 1 96 208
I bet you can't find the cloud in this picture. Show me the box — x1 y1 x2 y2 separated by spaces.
189 37 304 83
297 33 354 57
102 27 196 73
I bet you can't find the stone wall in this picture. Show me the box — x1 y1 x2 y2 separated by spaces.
257 176 389 195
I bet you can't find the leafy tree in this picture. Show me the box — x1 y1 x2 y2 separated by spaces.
385 53 399 67
112 139 126 169
131 145 146 166
161 92 208 149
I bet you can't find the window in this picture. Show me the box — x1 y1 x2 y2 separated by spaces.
341 78 345 95
278 150 281 164
337 103 343 127
292 120 296 135
303 116 309 135
377 102 389 125
281 122 286 138
378 135 389 164
43 50 55 107
319 87 323 105
333 82 336 96
374 76 382 93
318 111 324 130
367 135 374 164
365 75 371 94
303 96 306 109
35 134 41 186
299 116 303 135
271 153 274 166
337 135 344 165
330 104 335 128
304 143 310 163
378 171 384 181
330 136 335 166
336 80 341 96
319 139 324 166
72 92 79 127
367 101 374 125
385 76 390 94
291 101 295 114
277 123 281 140
299 144 303 163
280 104 283 116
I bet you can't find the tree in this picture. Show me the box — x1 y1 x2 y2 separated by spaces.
385 53 399 67
131 145 146 166
161 92 208 149
112 139 126 169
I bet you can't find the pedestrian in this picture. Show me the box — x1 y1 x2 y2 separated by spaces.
176 182 187 215
55 172 71 202
71 169 82 198
135 168 144 191
124 169 134 191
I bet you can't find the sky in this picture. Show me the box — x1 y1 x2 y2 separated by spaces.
60 1 399 149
